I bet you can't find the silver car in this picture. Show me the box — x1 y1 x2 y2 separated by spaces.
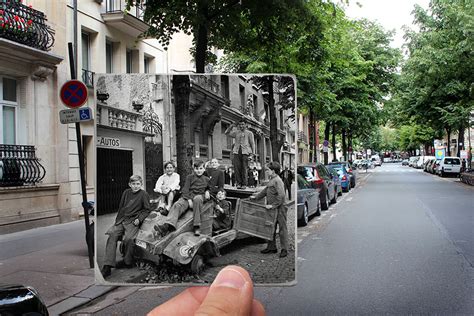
297 174 320 227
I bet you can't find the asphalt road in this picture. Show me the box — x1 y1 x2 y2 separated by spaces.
258 163 473 315
76 164 473 314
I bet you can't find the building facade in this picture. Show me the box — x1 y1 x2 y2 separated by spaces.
0 0 167 233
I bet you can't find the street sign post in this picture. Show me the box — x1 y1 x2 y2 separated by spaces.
60 80 88 109
59 107 93 124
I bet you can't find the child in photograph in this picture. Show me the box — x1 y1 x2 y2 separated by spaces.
252 167 259 187
212 189 232 231
154 161 180 214
154 160 210 237
101 175 151 278
206 158 225 196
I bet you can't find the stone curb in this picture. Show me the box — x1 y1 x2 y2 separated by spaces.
47 285 116 315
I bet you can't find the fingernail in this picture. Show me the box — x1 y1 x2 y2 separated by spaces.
213 267 247 289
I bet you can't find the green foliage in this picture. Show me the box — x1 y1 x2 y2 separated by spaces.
395 0 474 134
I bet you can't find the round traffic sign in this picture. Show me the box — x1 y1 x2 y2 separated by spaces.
60 80 88 108
323 140 329 147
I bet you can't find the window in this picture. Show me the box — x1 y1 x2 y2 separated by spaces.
253 94 258 118
144 56 150 73
221 75 229 100
81 32 90 71
126 49 132 73
239 85 245 110
106 41 113 73
0 77 18 144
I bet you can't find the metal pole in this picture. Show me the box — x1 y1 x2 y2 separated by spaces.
68 43 94 268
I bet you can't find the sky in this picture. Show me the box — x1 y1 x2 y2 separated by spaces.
344 0 431 49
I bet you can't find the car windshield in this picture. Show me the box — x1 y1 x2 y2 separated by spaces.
297 166 313 180
444 158 460 165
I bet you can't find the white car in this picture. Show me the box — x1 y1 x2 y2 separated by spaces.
408 156 419 167
415 156 435 169
437 157 461 177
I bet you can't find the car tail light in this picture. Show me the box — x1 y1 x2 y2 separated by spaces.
314 171 324 184
348 168 352 173
342 175 347 181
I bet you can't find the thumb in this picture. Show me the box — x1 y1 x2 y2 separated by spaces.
195 266 254 316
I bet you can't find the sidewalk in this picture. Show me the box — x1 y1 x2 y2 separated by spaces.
0 220 115 315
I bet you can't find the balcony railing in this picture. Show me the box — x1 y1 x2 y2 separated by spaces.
82 69 94 88
298 131 308 143
190 76 220 95
0 0 55 51
97 104 142 131
0 144 46 187
106 0 144 20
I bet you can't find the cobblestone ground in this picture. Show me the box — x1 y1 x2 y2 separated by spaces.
202 203 296 285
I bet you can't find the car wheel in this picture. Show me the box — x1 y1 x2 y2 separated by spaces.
299 204 309 226
316 198 321 216
441 171 445 177
190 254 205 274
321 192 329 210
338 186 343 196
331 188 337 204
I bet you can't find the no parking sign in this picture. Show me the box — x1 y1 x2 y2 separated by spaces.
60 80 88 108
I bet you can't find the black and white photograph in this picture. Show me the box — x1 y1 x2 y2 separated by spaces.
95 74 297 285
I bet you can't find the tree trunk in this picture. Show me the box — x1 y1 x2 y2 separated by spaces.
315 119 320 163
323 122 330 165
446 127 451 156
309 109 315 163
267 76 282 164
331 122 337 162
457 126 465 157
348 132 353 162
195 3 209 73
342 129 347 162
173 75 192 187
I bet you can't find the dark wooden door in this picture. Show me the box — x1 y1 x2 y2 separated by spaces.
145 141 163 199
97 148 133 215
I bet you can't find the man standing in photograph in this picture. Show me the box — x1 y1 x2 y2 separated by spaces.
225 120 255 189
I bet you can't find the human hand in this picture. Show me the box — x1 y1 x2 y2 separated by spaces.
265 205 273 210
188 199 193 209
205 191 210 200
249 195 256 200
133 219 140 226
147 265 265 316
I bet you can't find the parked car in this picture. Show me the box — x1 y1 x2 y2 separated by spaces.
297 163 337 211
437 157 461 177
329 161 356 188
402 159 409 166
371 155 382 166
328 165 351 192
415 156 435 169
408 156 419 167
425 159 436 173
327 167 343 197
0 284 49 315
432 159 441 174
297 174 321 226
134 197 278 274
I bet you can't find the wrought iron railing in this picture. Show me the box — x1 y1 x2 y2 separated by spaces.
0 144 46 187
298 131 307 143
0 0 55 51
190 76 220 95
105 0 145 20
82 69 94 88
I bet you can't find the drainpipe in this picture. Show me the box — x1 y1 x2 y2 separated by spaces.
73 0 78 79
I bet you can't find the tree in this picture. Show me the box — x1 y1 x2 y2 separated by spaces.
129 0 308 73
396 0 474 156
